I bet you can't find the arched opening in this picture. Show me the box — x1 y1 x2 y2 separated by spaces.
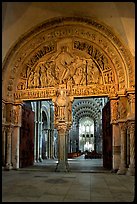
2 17 135 175
79 117 95 153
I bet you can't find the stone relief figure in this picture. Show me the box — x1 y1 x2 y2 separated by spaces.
73 57 86 85
87 59 101 84
33 70 40 88
28 72 34 88
54 88 72 125
104 71 113 84
39 63 46 87
17 82 26 90
55 89 67 121
44 61 59 86
48 46 74 84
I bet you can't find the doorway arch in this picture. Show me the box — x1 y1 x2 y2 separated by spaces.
2 17 135 174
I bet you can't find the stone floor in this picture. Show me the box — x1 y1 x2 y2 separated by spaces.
2 156 135 202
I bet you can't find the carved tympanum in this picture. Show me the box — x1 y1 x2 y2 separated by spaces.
16 41 115 95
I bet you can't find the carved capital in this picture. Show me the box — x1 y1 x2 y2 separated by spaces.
118 122 127 133
56 122 68 135
2 101 5 110
127 93 135 120
13 105 22 126
127 93 135 104
5 125 14 135
128 121 135 134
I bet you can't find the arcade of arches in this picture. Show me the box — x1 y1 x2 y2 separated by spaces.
2 16 135 175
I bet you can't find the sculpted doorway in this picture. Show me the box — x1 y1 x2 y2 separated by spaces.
2 17 135 174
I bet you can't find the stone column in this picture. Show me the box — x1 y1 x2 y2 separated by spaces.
126 123 130 168
34 102 37 163
110 98 121 172
47 130 51 158
94 121 97 152
2 126 6 166
112 124 121 172
117 122 127 174
50 130 54 159
2 102 6 166
76 124 79 152
5 126 13 170
55 123 69 172
11 104 22 169
127 93 135 120
12 127 20 169
34 120 37 162
38 101 42 161
39 121 43 162
53 87 72 172
127 121 135 176
35 101 40 162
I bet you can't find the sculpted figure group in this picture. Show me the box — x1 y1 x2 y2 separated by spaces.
26 46 106 90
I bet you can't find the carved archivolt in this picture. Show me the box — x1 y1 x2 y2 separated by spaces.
2 17 134 102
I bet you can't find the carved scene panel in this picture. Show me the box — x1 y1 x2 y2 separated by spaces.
15 38 117 101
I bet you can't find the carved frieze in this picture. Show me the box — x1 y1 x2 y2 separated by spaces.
14 84 117 101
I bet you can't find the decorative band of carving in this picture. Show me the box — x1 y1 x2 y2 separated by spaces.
14 84 116 100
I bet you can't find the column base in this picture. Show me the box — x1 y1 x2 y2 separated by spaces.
111 169 118 173
126 164 135 176
12 164 19 170
39 157 43 162
117 166 127 175
55 161 69 172
4 163 13 170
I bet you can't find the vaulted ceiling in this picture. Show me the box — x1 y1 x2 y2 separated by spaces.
72 97 108 124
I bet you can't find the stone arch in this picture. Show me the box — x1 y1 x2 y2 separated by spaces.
2 17 135 174
2 16 134 103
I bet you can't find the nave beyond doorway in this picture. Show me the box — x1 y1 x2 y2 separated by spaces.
20 97 109 172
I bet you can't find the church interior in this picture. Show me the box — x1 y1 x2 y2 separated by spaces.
2 2 135 202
